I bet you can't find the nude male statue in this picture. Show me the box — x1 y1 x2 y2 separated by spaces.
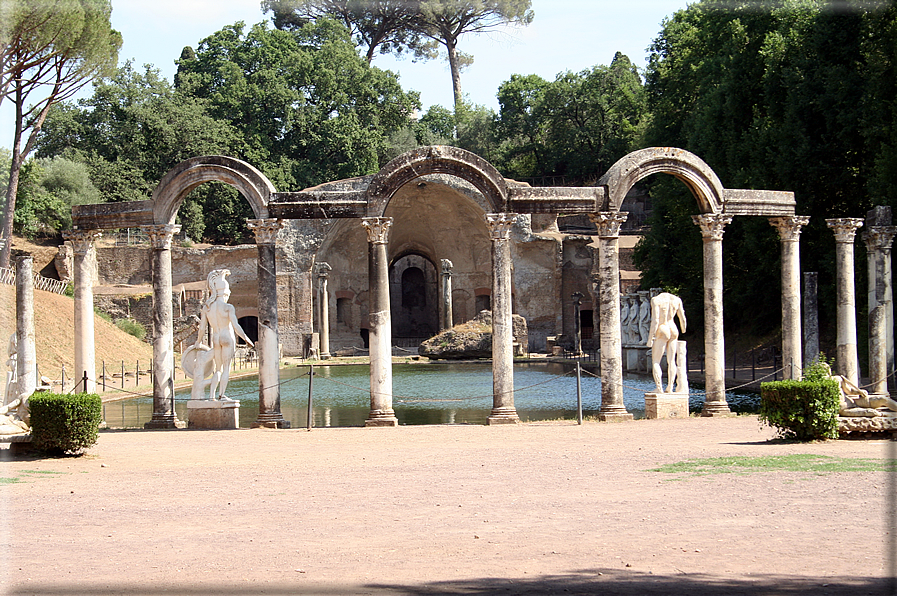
645 292 687 394
183 270 254 400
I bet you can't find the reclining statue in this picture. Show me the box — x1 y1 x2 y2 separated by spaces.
822 363 897 417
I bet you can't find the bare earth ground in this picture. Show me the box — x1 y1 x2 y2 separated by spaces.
1 416 895 595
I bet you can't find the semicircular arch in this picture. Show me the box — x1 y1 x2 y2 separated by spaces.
598 147 724 214
366 146 508 217
152 156 276 224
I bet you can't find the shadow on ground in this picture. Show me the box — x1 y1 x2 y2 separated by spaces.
11 570 893 595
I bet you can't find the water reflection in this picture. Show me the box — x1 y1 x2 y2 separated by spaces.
103 362 760 428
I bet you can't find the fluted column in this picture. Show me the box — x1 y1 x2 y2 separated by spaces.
63 229 101 393
485 213 519 424
441 258 453 331
693 213 733 416
863 225 896 394
248 218 289 428
826 218 864 385
769 216 809 379
589 212 632 421
15 256 35 403
316 262 332 360
143 224 184 429
362 217 397 426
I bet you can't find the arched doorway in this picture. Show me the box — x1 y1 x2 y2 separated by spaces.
389 253 438 345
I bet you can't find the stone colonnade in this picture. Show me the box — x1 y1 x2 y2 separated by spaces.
769 216 810 380
316 262 332 360
441 259 453 331
15 256 36 402
863 222 896 394
826 218 865 385
62 229 102 393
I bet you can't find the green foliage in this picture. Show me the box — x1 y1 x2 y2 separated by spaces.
802 353 834 383
29 392 103 455
115 318 147 340
13 156 100 238
759 378 840 441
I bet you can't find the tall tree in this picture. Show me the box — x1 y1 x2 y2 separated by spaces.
0 0 120 267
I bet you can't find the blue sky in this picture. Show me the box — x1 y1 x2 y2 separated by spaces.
2 0 692 149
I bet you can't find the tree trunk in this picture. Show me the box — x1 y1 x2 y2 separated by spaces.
446 39 463 113
0 84 26 269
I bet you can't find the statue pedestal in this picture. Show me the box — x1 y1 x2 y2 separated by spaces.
644 392 689 419
187 399 240 429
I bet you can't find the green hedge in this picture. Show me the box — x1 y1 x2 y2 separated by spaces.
30 392 103 455
759 379 840 441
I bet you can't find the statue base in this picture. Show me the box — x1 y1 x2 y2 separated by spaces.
838 414 897 435
187 399 240 430
644 392 689 419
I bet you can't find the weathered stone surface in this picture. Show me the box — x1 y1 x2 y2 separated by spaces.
419 311 527 360
644 393 689 419
838 415 897 434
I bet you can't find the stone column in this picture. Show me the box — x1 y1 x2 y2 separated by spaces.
63 229 101 393
572 291 584 355
143 224 184 429
769 216 810 380
826 218 864 385
589 212 632 422
441 258 453 331
248 218 289 428
362 217 398 426
863 225 896 394
803 272 819 367
316 262 332 360
693 213 733 416
485 213 519 424
15 256 35 402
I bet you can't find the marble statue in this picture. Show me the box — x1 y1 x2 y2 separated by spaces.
5 333 16 405
619 295 630 344
182 270 254 400
822 363 897 417
0 396 30 435
646 292 687 393
638 291 651 345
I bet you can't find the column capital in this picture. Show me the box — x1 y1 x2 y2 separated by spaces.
361 217 392 244
692 213 734 240
826 218 864 243
316 261 332 279
63 229 102 255
588 212 629 238
142 224 181 250
441 258 453 275
247 218 283 245
863 225 897 254
485 213 516 241
768 216 810 242
572 291 584 305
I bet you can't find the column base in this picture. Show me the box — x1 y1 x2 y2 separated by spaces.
144 415 186 430
251 414 291 429
487 408 520 425
321 352 332 360
701 402 732 417
598 407 633 422
365 414 399 427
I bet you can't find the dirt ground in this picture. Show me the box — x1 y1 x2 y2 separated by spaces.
1 416 895 595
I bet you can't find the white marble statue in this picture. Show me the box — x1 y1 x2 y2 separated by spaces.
619 296 630 344
821 363 897 417
626 295 640 344
646 292 687 393
0 396 30 435
638 291 651 345
5 333 16 406
181 269 254 400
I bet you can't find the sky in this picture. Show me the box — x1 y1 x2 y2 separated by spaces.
1 0 693 149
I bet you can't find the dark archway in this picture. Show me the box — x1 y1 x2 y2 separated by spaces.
389 253 438 345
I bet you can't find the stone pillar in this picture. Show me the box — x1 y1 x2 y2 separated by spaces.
803 272 819 367
863 225 896 395
589 212 632 422
693 213 733 416
826 218 864 385
63 229 101 393
316 262 332 360
15 256 35 402
485 213 519 424
572 291 584 355
142 224 184 429
769 216 809 380
362 217 398 426
441 258 453 331
248 218 289 428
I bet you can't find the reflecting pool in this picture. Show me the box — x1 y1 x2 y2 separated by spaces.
102 361 759 428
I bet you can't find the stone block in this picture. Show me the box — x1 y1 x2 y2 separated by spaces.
187 399 240 429
644 393 689 419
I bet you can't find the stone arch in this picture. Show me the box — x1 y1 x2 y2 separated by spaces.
152 156 275 225
598 147 725 214
366 145 508 217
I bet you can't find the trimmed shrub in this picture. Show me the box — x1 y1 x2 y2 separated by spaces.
30 392 103 455
759 379 840 441
116 318 146 340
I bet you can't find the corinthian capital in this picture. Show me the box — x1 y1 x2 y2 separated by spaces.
693 213 733 241
63 229 103 255
361 217 392 244
316 262 332 279
485 213 516 241
863 226 897 255
247 219 283 245
142 224 181 250
826 218 864 244
588 212 629 238
768 216 810 242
